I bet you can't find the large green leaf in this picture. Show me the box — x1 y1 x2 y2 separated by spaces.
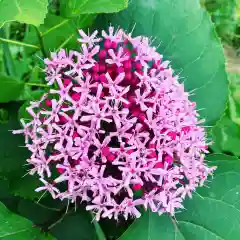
119 154 240 239
0 0 48 27
0 109 29 174
18 199 61 226
98 0 228 125
0 104 40 200
24 13 96 55
0 74 24 103
119 212 184 240
50 207 98 240
60 0 128 17
0 201 55 239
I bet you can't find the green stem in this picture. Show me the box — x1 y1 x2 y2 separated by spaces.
26 82 49 88
0 26 17 77
34 26 47 58
0 37 40 49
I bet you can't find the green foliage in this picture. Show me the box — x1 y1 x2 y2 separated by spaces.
119 212 184 240
0 74 24 102
0 0 49 27
0 201 55 239
119 154 240 239
211 113 240 155
60 0 128 17
24 13 96 55
211 73 240 156
97 0 228 126
50 207 98 240
17 199 61 226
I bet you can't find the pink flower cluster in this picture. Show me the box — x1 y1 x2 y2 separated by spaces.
13 27 215 221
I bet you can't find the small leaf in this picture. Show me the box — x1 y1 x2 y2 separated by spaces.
119 154 240 239
0 0 49 27
0 74 24 102
60 0 128 17
0 201 55 239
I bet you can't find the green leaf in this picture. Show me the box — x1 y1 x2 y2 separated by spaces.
0 74 24 102
10 175 41 200
119 154 240 239
18 89 45 119
0 109 29 175
211 113 240 156
229 73 240 126
0 201 55 239
18 199 60 225
0 27 17 77
0 105 41 200
50 207 98 240
203 0 237 43
24 13 96 55
60 0 128 17
119 212 184 240
0 0 49 27
18 87 45 101
98 0 228 126
90 212 106 240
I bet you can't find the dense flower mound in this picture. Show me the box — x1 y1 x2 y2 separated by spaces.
13 27 215 221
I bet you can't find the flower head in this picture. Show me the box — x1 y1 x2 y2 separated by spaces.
13 26 215 221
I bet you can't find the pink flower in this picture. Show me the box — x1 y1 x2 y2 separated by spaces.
106 47 129 67
13 26 215 221
78 30 101 48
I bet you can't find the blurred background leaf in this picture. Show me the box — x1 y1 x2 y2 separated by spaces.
0 0 49 27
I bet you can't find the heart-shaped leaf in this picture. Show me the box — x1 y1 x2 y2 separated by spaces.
119 154 240 239
97 0 228 125
50 207 98 240
60 0 128 17
0 201 55 239
0 0 48 27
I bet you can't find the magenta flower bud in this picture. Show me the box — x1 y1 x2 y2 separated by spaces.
99 63 106 72
125 71 132 81
104 39 112 49
71 93 81 101
133 184 142 191
111 41 118 49
99 73 107 83
99 49 107 59
117 67 125 73
92 73 99 81
123 60 132 70
92 63 99 72
45 99 52 107
164 155 173 165
134 62 142 71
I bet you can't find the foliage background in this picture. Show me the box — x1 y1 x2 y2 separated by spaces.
0 0 239 239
